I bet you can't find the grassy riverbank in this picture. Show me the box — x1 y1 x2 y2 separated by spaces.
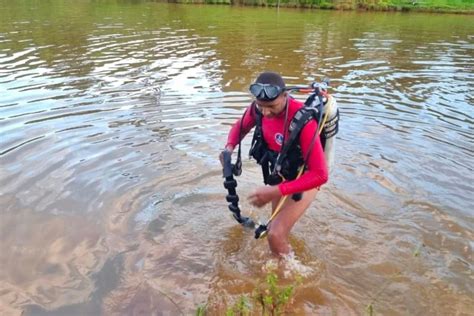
170 0 474 13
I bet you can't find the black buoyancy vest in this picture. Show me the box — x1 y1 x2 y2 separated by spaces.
248 100 304 186
249 96 339 186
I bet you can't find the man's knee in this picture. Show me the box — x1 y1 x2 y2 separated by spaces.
267 224 290 255
268 224 286 242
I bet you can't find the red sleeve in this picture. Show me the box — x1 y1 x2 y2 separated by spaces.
226 104 257 148
278 119 328 195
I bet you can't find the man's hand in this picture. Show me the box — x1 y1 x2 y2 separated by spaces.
219 145 234 167
248 185 281 208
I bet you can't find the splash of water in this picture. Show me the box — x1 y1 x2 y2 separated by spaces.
281 251 313 278
261 251 313 278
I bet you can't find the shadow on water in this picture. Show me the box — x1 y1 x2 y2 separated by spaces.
23 253 125 316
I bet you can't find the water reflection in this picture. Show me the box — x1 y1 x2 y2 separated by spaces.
1 1 473 315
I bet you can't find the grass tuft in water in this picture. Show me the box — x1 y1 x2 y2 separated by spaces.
196 304 207 316
196 271 301 315
224 295 251 315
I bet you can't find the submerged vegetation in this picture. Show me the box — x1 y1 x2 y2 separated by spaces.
166 0 474 13
196 272 302 315
196 245 425 315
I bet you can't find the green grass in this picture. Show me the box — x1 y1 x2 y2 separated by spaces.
196 271 302 315
173 0 474 12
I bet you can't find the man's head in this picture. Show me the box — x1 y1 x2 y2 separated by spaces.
250 71 286 101
249 71 287 118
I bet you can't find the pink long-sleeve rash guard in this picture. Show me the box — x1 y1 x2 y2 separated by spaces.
226 97 328 196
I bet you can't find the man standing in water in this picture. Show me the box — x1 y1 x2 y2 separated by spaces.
220 71 329 256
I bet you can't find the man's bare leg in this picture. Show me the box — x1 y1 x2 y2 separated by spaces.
267 188 319 256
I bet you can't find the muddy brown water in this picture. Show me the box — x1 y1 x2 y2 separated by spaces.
0 1 473 315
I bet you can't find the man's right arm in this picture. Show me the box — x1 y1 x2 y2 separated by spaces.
225 104 256 150
220 104 256 166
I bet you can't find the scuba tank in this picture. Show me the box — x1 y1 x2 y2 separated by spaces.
297 79 339 174
323 98 338 174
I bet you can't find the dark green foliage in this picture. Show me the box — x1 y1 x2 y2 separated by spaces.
196 271 302 315
169 0 474 12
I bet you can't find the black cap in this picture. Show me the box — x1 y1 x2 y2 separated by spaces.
254 71 286 89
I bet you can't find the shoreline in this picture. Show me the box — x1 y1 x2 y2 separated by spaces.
165 0 474 14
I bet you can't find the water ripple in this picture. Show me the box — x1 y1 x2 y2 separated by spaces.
1 3 473 315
